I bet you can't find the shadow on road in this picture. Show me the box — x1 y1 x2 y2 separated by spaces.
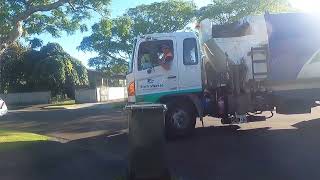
1 118 320 180
0 133 128 180
168 118 320 180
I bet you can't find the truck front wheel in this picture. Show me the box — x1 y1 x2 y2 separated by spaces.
165 102 196 139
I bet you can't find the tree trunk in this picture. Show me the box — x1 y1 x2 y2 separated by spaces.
0 21 23 57
0 0 69 57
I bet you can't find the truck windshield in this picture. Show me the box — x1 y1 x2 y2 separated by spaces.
137 40 174 71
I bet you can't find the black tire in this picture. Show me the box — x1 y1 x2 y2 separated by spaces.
165 101 196 139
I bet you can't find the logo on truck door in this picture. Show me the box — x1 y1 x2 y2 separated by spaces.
147 79 154 83
139 77 164 90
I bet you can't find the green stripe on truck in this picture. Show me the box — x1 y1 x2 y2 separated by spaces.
136 88 202 103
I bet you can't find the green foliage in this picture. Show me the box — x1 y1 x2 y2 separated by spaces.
35 54 66 95
0 1 12 39
79 0 197 75
80 0 291 75
197 0 292 24
0 0 111 40
0 43 89 98
71 58 90 86
29 38 43 49
126 0 196 35
0 43 27 93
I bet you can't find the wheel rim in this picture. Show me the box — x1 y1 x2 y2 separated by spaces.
171 109 189 129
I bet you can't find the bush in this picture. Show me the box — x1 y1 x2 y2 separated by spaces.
0 43 89 98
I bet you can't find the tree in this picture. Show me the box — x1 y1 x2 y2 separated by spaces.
33 54 66 95
197 0 292 24
34 43 89 97
126 0 196 35
0 42 89 98
79 0 196 76
0 0 111 56
29 38 43 49
0 43 27 93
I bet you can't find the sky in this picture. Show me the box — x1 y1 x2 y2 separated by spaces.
29 0 320 67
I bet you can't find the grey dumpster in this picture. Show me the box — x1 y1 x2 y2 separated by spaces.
126 104 170 180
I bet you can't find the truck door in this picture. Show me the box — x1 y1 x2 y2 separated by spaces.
134 37 178 102
178 37 202 91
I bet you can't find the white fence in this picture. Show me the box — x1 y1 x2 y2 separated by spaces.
75 89 99 103
0 91 51 105
0 88 127 105
75 87 127 103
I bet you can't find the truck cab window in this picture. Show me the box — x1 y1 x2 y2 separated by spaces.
183 38 198 65
137 40 174 71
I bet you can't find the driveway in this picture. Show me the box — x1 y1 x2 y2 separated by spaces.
2 104 320 179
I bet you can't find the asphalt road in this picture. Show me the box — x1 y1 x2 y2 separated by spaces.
1 104 320 180
1 103 127 141
169 110 320 180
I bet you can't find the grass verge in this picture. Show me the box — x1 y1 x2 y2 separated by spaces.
0 130 49 143
44 100 76 109
0 130 50 152
50 100 75 106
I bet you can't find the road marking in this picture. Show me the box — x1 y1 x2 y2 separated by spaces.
106 129 128 138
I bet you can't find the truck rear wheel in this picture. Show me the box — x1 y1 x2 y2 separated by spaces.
165 102 196 139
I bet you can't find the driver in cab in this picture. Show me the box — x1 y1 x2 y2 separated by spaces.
158 44 173 70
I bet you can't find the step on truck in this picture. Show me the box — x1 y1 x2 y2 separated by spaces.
126 12 320 138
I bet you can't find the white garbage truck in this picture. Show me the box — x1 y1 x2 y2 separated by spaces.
126 12 320 138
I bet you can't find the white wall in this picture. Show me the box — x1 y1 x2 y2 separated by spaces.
99 87 108 102
0 91 51 105
108 87 127 100
75 87 128 103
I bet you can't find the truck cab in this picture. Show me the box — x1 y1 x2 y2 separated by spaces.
127 32 203 137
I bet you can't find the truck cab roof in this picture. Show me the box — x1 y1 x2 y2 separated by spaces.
138 32 197 40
